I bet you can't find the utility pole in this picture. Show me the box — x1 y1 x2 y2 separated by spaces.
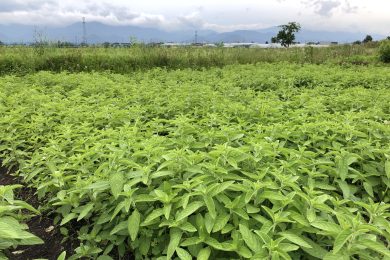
82 17 87 45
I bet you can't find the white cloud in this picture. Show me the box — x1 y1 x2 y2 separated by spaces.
176 12 205 29
312 0 342 16
301 0 360 16
0 0 389 34
0 0 57 12
343 0 358 13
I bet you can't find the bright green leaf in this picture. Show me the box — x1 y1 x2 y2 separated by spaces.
128 209 140 241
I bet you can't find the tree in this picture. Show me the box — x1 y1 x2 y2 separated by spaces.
215 41 224 48
0 41 4 46
387 36 390 40
362 35 373 43
271 22 301 47
129 35 139 46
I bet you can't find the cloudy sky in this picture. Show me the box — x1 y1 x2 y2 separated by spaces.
0 0 389 34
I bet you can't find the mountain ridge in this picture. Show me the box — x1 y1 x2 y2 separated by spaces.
0 22 386 44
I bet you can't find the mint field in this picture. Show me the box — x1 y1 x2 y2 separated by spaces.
0 63 389 259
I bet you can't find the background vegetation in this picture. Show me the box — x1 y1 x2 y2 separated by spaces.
0 43 384 75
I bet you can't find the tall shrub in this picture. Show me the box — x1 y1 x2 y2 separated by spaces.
379 40 390 63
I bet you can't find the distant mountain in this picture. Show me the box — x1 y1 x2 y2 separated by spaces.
0 22 386 44
296 30 384 43
213 27 385 43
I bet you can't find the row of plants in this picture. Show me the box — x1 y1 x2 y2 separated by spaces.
0 43 385 75
0 63 389 259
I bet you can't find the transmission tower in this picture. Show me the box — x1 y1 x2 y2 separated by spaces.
195 30 198 44
82 17 87 45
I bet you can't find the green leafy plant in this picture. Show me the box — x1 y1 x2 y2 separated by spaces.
0 63 389 259
0 185 43 259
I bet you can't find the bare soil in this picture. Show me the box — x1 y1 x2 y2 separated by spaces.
0 164 79 260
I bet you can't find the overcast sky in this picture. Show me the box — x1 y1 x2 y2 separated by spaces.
0 0 389 34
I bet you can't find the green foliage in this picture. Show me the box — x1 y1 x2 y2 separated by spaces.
0 44 381 75
379 40 390 63
271 22 301 47
362 35 373 44
0 185 43 259
0 63 389 259
215 42 224 48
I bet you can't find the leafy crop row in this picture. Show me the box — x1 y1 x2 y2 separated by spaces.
0 185 43 259
0 63 389 259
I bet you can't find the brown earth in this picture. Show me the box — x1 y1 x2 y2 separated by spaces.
0 164 79 260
